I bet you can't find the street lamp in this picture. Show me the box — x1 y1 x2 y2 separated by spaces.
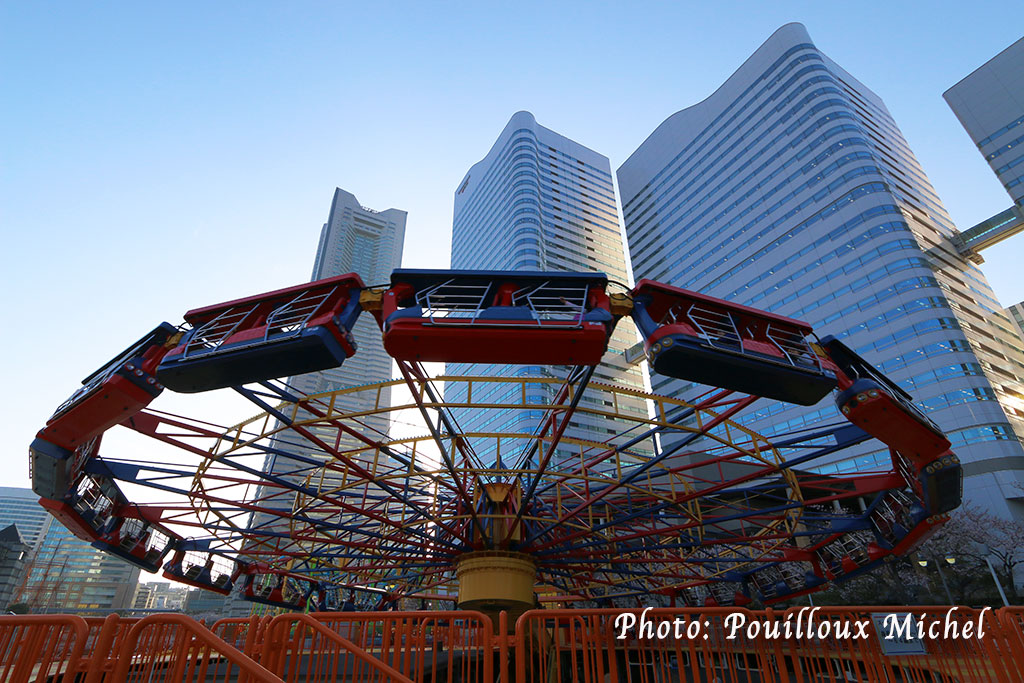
917 554 955 604
977 544 1010 607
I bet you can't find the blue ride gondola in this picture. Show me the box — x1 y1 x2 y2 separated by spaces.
157 273 365 393
92 506 177 573
630 279 837 405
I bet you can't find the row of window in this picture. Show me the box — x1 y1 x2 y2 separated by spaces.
622 45 821 215
633 119 866 273
724 213 909 305
916 387 998 412
627 71 844 234
630 110 867 262
1003 173 1024 190
995 149 1024 176
756 256 932 325
739 338 981 432
678 182 889 293
899 362 984 392
812 420 1022 475
786 258 932 323
856 316 961 355
976 113 1024 148
875 338 971 375
983 131 1024 162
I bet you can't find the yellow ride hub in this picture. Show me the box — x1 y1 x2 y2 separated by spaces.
456 551 537 627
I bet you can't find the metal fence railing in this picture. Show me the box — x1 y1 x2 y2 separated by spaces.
4 605 1024 682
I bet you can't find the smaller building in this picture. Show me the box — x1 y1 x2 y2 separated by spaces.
183 588 232 621
133 583 154 610
0 524 30 610
141 581 188 611
1 486 142 613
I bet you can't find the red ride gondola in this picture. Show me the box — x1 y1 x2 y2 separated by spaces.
163 547 238 594
92 506 177 573
238 564 313 610
825 335 951 463
377 269 617 364
630 280 837 405
36 324 177 452
157 273 365 393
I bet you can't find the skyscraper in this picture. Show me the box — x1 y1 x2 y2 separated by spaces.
263 187 406 472
245 189 406 583
1007 301 1024 342
449 111 647 463
944 36 1024 207
617 23 1024 523
943 36 1024 260
296 188 407 398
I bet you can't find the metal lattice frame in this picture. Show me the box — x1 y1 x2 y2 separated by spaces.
100 372 902 604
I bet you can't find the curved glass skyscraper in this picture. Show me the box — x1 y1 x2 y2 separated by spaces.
618 24 1024 523
449 111 647 465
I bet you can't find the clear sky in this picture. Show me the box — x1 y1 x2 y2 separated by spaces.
2 1 1023 489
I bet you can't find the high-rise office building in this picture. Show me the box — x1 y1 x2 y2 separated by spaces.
0 486 141 612
1007 301 1024 342
245 189 406 578
617 23 1024 523
449 111 648 464
297 188 407 397
0 524 30 610
944 36 1024 206
0 486 51 547
261 188 406 477
943 36 1024 260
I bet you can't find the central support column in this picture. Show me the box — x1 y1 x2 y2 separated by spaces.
455 550 536 627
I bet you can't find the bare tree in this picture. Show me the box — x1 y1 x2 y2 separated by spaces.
920 504 1023 603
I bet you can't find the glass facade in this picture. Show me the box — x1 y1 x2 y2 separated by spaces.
0 486 140 612
296 188 406 399
945 36 1024 206
617 23 1024 522
251 189 406 552
449 111 648 465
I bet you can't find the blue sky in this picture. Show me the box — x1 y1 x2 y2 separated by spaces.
2 2 1023 488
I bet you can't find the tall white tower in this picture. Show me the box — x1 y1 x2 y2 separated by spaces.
617 23 1024 525
448 111 647 464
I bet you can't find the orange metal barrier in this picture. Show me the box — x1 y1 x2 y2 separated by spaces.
5 606 1024 682
265 613 414 682
769 606 1017 683
109 613 283 682
0 614 89 683
513 606 1024 683
261 610 494 682
211 614 273 661
515 607 777 683
80 614 139 682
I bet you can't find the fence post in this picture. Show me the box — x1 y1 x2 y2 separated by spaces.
83 614 120 683
499 610 509 683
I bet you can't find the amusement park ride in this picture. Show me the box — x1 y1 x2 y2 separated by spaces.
27 269 962 620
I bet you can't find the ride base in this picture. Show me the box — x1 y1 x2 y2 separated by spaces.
456 550 537 630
